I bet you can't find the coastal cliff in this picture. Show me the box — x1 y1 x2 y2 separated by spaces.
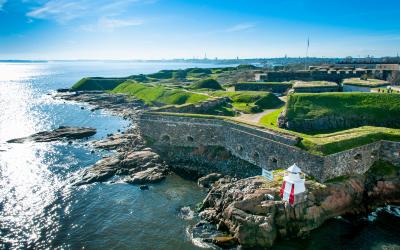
198 161 400 248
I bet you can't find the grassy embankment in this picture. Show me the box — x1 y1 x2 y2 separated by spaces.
284 92 400 126
259 92 400 155
111 81 209 106
190 78 223 90
210 91 284 113
71 77 129 91
112 81 283 115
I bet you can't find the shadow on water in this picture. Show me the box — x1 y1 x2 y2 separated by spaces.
273 213 400 250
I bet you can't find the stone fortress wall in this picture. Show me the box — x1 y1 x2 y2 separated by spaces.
136 113 400 182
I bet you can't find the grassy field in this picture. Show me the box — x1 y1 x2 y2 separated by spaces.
211 91 283 113
111 81 209 105
285 92 400 123
343 78 389 87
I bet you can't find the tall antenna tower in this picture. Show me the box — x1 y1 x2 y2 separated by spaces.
305 37 310 70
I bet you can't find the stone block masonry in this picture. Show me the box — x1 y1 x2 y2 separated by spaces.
136 113 400 182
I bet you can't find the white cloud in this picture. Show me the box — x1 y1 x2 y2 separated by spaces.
81 17 143 31
26 0 150 23
100 17 143 29
0 0 7 11
27 0 89 22
225 23 255 32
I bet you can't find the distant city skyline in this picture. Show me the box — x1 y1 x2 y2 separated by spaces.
0 0 399 60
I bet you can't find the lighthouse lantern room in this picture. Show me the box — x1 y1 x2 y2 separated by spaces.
280 163 306 206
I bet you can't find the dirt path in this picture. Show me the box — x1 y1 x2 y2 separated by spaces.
233 109 277 124
233 96 287 124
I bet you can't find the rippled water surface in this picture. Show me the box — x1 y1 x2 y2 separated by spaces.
1 61 399 250
0 61 211 249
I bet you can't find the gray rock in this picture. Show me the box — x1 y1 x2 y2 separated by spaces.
198 173 223 188
92 133 141 151
125 166 168 185
76 150 168 185
7 126 96 143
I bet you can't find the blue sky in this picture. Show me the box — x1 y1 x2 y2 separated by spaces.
0 0 399 59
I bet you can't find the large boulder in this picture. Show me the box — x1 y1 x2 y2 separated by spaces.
125 166 168 184
77 150 168 185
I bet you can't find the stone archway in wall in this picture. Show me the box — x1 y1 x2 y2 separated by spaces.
268 156 278 170
186 135 194 142
252 151 260 164
161 134 171 143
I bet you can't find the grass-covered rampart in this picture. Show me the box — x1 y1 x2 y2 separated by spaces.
71 77 129 91
285 92 400 129
111 81 209 106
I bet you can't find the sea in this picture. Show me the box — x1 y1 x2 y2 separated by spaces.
0 61 398 250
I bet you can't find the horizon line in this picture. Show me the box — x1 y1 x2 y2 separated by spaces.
0 56 399 62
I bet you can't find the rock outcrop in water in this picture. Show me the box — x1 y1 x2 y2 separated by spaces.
7 126 96 143
92 132 143 151
55 90 146 118
76 149 169 185
198 163 400 248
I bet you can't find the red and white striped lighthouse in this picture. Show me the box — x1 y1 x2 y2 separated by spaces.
280 164 306 206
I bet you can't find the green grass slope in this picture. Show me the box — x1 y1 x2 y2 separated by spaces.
111 81 209 106
71 77 128 91
191 78 223 90
285 92 400 128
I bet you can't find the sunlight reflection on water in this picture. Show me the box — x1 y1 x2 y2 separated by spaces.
0 62 204 249
0 63 63 248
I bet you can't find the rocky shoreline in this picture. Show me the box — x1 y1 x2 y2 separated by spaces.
197 167 400 248
53 90 400 249
52 90 173 188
